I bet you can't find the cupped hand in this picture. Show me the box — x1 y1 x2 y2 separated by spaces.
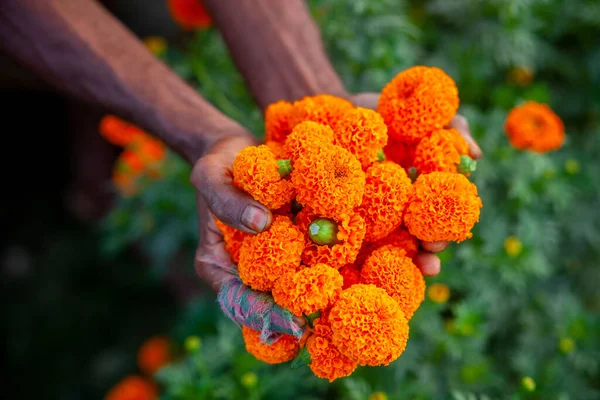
351 92 483 276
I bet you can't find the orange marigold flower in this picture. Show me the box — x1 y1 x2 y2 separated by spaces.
360 245 424 320
100 115 144 147
310 308 332 336
306 334 357 382
137 336 171 376
130 137 166 165
413 128 469 174
375 227 419 258
504 102 565 153
283 121 334 164
289 94 354 130
167 0 212 30
383 139 417 169
265 140 287 159
232 145 296 210
238 216 304 291
427 283 450 303
339 264 361 290
404 172 482 243
378 66 459 143
265 100 294 143
333 107 388 169
291 144 365 220
297 210 366 269
330 284 409 366
214 218 249 263
242 326 299 364
273 264 343 316
105 376 157 400
360 162 413 242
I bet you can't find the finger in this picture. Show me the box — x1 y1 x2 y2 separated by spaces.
191 154 272 235
194 195 236 292
413 251 442 276
350 92 380 110
447 115 483 160
421 241 449 253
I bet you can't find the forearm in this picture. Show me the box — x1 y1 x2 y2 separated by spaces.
0 0 247 163
204 0 348 110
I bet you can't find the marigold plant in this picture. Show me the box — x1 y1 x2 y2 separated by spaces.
137 336 171 376
167 0 212 30
413 128 469 174
289 94 354 130
105 376 157 400
404 172 482 242
232 145 296 210
360 162 413 242
291 144 365 220
238 216 304 291
273 263 343 316
378 66 459 143
99 115 144 146
504 101 565 153
329 284 409 366
360 245 424 320
333 107 389 169
242 326 299 364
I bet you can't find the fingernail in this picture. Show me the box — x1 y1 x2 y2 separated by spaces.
241 205 269 233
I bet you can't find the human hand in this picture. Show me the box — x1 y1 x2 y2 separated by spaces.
350 92 483 275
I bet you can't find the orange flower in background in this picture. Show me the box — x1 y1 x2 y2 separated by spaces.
238 216 304 291
505 102 564 153
242 326 299 364
360 245 424 320
428 283 450 303
167 0 212 30
413 128 469 174
214 218 250 263
232 145 296 210
265 100 294 143
105 376 157 400
383 139 417 169
100 115 144 147
306 334 357 382
360 162 413 242
404 172 482 243
297 210 366 269
508 66 534 86
378 66 459 144
338 264 361 289
143 36 168 57
137 336 171 376
291 143 365 220
289 94 354 130
330 284 409 366
333 107 389 169
130 137 166 165
273 263 343 316
284 121 334 164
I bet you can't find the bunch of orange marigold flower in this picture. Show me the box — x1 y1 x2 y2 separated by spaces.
218 66 483 382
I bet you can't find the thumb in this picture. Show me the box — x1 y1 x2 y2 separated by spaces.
191 153 273 234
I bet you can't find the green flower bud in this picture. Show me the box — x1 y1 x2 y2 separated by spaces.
308 218 339 246
457 155 477 175
277 159 292 178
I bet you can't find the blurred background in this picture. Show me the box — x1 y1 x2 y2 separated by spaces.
1 0 599 399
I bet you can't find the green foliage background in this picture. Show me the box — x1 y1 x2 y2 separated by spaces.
102 0 600 399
